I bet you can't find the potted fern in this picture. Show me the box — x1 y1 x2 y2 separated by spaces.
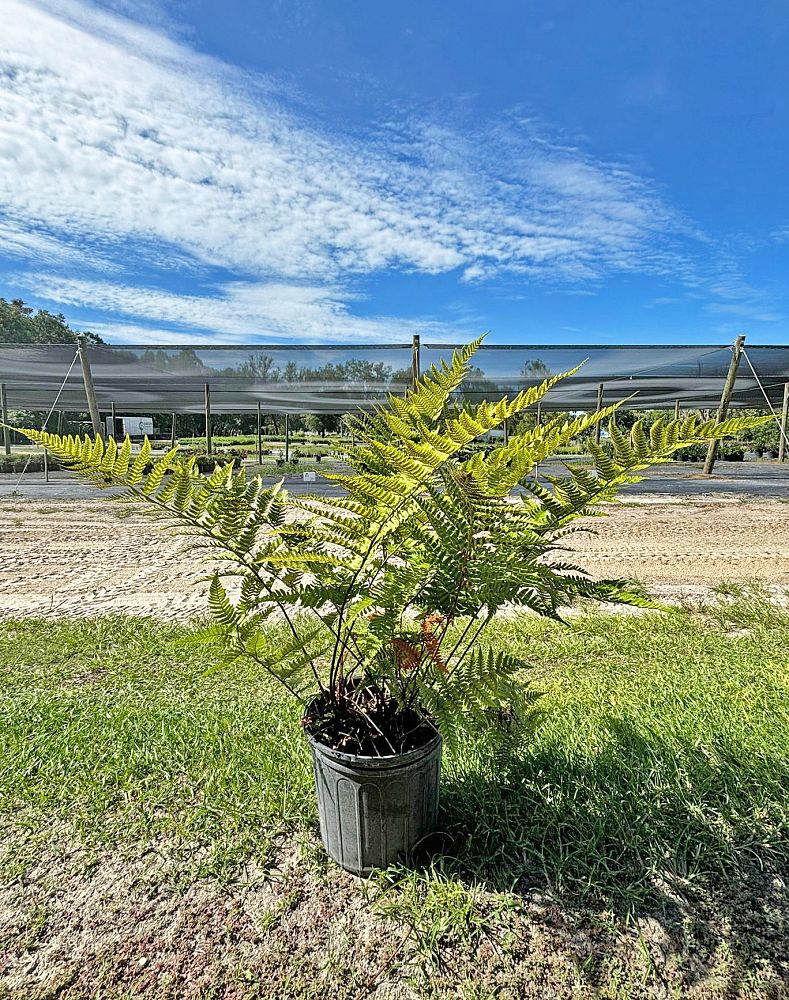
12 340 765 875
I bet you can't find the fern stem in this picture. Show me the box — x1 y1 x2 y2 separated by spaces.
444 613 492 676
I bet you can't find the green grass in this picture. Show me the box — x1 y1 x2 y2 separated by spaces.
437 602 789 903
2 592 789 996
1 591 787 905
0 619 315 878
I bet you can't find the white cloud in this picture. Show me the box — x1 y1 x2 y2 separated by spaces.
0 214 120 270
0 2 691 295
3 0 773 342
18 273 467 344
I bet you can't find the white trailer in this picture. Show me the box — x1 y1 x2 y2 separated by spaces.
106 415 155 438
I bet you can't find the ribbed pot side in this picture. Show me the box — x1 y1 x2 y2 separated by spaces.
305 722 442 877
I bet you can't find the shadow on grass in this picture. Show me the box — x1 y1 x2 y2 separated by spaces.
405 717 789 992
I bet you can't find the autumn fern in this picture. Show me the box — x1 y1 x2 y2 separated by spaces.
11 340 769 754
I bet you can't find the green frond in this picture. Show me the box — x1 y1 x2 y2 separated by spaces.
208 574 237 626
10 345 771 749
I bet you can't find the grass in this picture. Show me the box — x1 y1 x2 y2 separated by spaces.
0 618 315 878
437 602 789 902
1 590 788 997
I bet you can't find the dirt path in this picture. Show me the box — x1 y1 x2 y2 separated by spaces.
1 496 787 619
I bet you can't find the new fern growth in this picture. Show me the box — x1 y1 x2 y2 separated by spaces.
11 339 768 755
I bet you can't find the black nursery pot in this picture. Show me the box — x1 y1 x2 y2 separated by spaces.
303 702 442 876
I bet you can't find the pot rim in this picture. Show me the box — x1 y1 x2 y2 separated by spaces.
302 697 441 766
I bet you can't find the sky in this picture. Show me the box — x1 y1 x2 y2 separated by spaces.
1 0 788 346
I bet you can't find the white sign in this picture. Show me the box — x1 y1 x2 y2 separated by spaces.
106 416 154 438
302 471 316 482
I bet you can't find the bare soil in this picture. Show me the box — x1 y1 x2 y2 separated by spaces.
2 827 787 999
1 496 786 620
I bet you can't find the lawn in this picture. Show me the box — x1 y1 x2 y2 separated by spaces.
1 589 788 998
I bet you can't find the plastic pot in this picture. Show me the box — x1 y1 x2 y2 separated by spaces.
304 710 442 876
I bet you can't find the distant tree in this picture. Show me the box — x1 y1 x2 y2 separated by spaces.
521 358 552 379
283 360 301 382
457 365 500 405
305 413 341 437
234 352 281 381
138 348 209 372
0 297 104 345
299 359 394 384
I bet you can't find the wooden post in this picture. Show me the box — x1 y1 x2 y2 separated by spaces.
594 382 604 446
110 401 116 440
0 383 10 456
411 333 421 391
285 412 290 463
77 335 104 439
257 402 263 464
703 335 745 475
779 382 789 463
170 412 177 451
674 399 681 421
204 383 212 456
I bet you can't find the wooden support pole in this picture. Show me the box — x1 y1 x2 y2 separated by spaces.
674 399 681 421
594 382 604 446
411 333 421 391
77 336 104 439
779 382 789 463
170 412 177 451
0 383 10 456
110 401 116 440
204 383 212 456
257 402 263 464
285 412 290 463
536 402 542 426
703 334 745 475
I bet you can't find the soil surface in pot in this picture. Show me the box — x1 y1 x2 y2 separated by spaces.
303 687 437 757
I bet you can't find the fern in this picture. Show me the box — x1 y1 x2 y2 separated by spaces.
10 341 770 756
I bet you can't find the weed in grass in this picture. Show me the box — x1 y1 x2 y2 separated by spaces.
255 889 304 932
708 581 789 631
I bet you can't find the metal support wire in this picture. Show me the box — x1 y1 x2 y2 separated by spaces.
11 349 80 490
740 346 789 453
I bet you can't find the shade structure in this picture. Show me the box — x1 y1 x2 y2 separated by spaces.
1 341 787 414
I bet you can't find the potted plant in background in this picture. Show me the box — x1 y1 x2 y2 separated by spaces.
11 340 766 875
741 413 781 460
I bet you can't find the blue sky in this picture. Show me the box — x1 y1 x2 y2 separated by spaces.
1 0 788 345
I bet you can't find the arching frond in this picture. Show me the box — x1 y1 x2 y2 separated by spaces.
10 346 770 753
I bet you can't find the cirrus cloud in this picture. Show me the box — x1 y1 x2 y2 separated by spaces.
0 0 712 342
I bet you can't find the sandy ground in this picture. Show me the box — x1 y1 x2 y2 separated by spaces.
0 492 787 619
3 831 787 1000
